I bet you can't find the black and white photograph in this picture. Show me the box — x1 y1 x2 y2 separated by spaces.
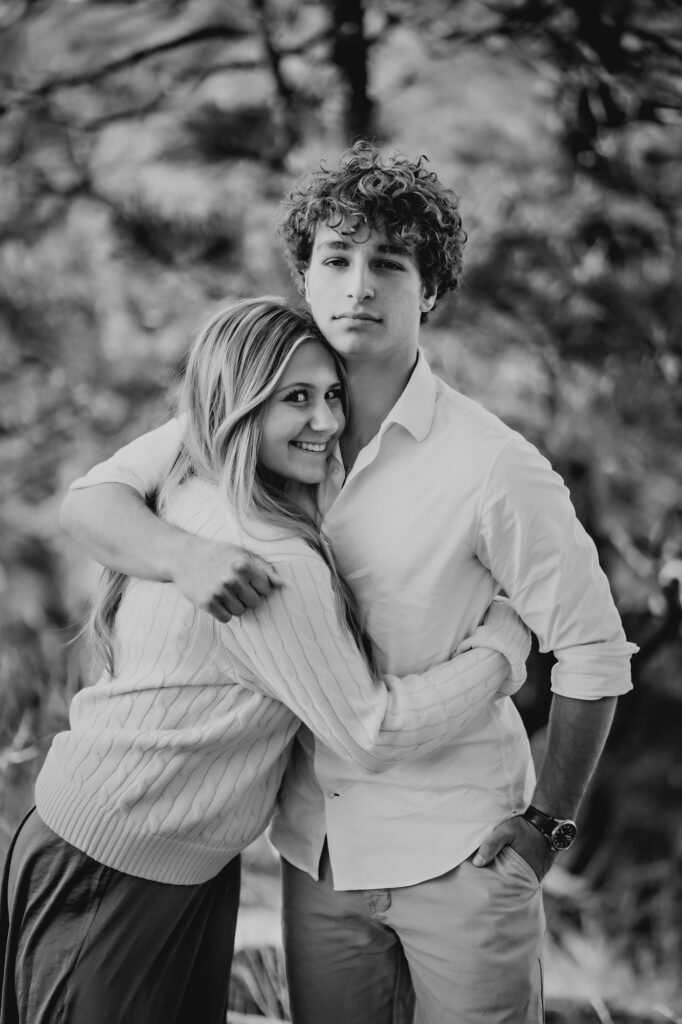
1 2 680 1022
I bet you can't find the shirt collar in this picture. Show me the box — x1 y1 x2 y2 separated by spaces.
314 350 438 517
382 348 438 442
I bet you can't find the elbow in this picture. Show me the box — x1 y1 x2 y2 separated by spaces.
60 487 101 544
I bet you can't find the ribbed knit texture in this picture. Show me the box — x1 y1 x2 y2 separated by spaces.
68 352 635 891
37 479 528 884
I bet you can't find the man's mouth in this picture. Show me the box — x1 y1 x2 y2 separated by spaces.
334 312 381 322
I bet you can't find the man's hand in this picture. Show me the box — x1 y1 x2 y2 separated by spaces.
472 815 554 882
172 534 282 623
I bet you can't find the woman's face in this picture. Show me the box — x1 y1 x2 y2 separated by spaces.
259 340 345 485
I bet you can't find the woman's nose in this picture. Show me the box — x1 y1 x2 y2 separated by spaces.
310 398 341 433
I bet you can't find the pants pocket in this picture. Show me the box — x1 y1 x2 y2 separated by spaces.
497 844 541 887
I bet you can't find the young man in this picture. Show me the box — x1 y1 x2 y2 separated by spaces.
61 143 635 1024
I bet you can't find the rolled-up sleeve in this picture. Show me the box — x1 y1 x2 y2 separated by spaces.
476 436 636 700
70 418 184 497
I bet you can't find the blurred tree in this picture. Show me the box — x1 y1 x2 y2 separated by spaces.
387 0 681 168
1 0 680 732
0 0 681 1006
330 0 374 138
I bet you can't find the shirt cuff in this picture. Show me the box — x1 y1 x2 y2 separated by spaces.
551 640 638 699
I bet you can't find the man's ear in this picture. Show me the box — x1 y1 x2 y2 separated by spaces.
420 288 437 314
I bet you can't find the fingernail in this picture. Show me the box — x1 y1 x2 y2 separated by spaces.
472 855 485 867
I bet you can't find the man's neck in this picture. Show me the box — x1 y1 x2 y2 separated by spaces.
341 355 417 469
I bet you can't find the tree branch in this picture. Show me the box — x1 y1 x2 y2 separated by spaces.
1 22 333 113
249 0 293 100
12 23 252 97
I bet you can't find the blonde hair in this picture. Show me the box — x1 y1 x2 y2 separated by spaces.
90 298 376 675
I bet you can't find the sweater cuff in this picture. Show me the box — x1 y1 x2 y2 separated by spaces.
456 598 530 693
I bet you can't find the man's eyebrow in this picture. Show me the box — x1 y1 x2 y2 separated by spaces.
315 238 411 255
315 238 351 252
377 242 410 255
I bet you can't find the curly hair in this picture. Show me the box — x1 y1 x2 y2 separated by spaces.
279 140 467 310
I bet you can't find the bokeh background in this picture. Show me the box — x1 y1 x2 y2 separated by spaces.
1 1 681 1021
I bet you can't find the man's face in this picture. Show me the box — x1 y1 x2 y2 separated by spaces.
303 222 436 370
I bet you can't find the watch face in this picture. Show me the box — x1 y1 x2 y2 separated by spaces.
551 821 577 851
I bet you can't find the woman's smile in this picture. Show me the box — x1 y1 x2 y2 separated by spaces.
259 340 345 484
290 440 330 453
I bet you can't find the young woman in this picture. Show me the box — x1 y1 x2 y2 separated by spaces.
0 298 529 1024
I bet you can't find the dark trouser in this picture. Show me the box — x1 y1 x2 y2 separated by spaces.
0 808 240 1024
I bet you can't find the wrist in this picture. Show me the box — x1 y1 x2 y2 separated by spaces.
156 524 202 584
522 804 578 852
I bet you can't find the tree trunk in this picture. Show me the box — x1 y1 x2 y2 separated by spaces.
330 0 374 141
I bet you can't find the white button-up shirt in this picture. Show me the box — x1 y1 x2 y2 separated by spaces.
71 351 635 889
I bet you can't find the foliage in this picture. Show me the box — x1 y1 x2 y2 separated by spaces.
1 0 681 1012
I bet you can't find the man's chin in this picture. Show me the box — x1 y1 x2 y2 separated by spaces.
325 332 377 357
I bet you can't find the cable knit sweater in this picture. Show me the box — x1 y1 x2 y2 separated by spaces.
36 478 529 884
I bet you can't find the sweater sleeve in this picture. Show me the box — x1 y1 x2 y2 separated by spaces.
223 554 531 773
69 418 184 497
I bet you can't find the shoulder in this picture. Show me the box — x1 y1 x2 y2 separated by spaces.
425 375 566 502
165 479 320 563
429 375 542 473
432 376 517 443
163 478 239 541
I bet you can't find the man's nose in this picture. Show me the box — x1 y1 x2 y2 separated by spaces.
346 263 374 301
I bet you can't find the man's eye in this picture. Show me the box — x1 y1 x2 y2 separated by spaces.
323 258 347 267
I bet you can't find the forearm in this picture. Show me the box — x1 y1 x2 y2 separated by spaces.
234 572 531 770
61 482 281 620
61 483 182 581
531 693 618 817
473 692 620 874
375 597 531 747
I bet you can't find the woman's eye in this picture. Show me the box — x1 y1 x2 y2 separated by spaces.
284 389 308 403
326 386 343 402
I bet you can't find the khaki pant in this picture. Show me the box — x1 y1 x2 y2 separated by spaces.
282 844 545 1024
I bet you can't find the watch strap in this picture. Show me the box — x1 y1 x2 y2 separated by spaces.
522 805 578 851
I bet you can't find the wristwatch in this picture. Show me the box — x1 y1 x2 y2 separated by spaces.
522 805 578 852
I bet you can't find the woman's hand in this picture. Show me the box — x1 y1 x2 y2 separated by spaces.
455 598 531 697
